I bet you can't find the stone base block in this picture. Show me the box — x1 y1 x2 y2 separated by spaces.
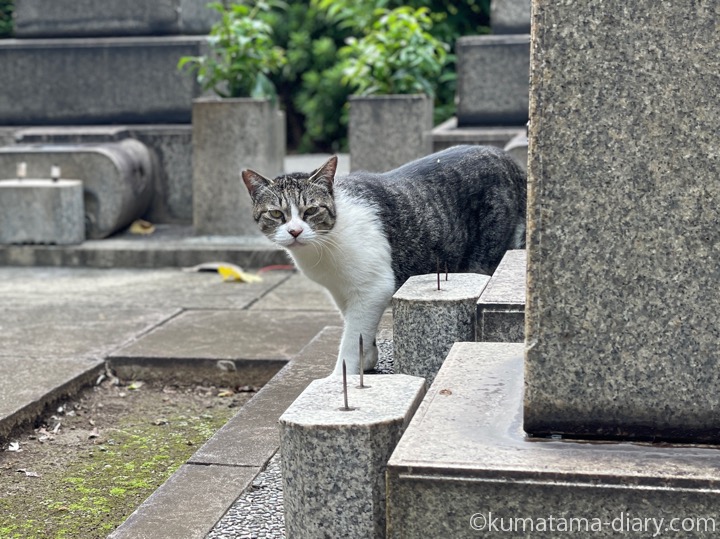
456 35 530 126
0 140 153 239
0 36 203 125
192 97 286 236
0 179 84 245
14 0 220 37
349 94 433 172
387 342 720 538
477 250 526 342
393 273 489 386
280 374 426 539
10 124 193 225
431 118 524 153
491 0 531 34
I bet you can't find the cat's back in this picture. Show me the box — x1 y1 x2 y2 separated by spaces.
334 145 526 280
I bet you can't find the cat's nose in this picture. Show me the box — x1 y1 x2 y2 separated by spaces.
288 227 302 238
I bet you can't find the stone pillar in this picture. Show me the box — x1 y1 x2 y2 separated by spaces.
192 97 285 236
524 0 720 441
349 94 433 173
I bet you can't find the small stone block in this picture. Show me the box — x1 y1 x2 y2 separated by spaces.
491 0 531 34
279 374 426 539
456 35 530 126
477 249 526 342
0 179 84 245
393 273 489 386
349 94 433 173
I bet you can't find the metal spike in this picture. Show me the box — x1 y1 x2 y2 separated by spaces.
445 262 449 281
436 257 441 291
359 334 365 388
342 360 349 411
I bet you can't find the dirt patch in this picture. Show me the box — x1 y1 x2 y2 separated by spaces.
0 373 256 538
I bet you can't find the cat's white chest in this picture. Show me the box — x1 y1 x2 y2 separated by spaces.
287 191 394 314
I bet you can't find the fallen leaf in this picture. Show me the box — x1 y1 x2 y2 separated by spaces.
7 442 21 452
52 422 61 434
217 264 263 284
217 389 235 398
129 219 155 235
127 381 144 391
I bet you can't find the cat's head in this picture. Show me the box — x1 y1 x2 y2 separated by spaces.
242 156 337 248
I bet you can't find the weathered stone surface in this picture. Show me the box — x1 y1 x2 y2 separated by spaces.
0 140 153 239
393 273 489 386
0 36 203 125
525 0 720 441
456 35 530 126
349 94 433 172
476 249 525 343
14 0 220 37
387 342 720 539
192 97 286 236
0 179 85 245
280 374 425 539
109 464 261 539
491 0 531 34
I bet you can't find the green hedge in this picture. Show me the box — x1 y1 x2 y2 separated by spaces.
0 0 13 38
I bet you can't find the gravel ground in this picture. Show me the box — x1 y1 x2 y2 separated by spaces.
206 339 394 538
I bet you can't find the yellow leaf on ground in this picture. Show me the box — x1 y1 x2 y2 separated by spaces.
217 265 263 283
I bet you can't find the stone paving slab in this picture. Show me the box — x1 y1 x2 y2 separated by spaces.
249 272 338 311
0 356 104 440
0 267 288 310
108 464 262 539
110 310 342 362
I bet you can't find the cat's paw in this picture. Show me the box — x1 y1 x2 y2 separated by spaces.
332 343 378 376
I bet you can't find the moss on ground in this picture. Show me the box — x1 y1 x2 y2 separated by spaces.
0 383 251 538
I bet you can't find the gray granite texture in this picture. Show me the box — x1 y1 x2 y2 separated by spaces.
387 342 720 538
279 374 426 539
0 36 203 124
491 0 531 34
349 94 433 173
477 250 526 343
525 0 720 441
14 0 220 37
456 35 530 126
0 179 85 245
0 139 153 239
393 273 489 386
192 97 286 236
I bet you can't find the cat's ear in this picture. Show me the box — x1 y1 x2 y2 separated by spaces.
308 156 337 192
242 169 273 197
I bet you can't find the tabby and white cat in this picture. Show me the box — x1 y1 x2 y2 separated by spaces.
242 145 526 375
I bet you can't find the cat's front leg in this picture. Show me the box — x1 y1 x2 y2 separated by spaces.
333 296 389 375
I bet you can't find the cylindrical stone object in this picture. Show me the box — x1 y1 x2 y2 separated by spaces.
393 273 489 386
279 374 426 539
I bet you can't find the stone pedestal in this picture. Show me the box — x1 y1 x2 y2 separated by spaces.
393 273 489 386
349 94 433 173
456 35 530 126
192 97 286 236
476 250 526 343
524 0 720 442
279 374 426 539
387 343 720 539
0 179 84 245
0 139 153 239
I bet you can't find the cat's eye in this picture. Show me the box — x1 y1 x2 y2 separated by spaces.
268 209 283 219
303 206 319 217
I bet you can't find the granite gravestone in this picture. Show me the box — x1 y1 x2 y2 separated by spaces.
524 0 720 441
